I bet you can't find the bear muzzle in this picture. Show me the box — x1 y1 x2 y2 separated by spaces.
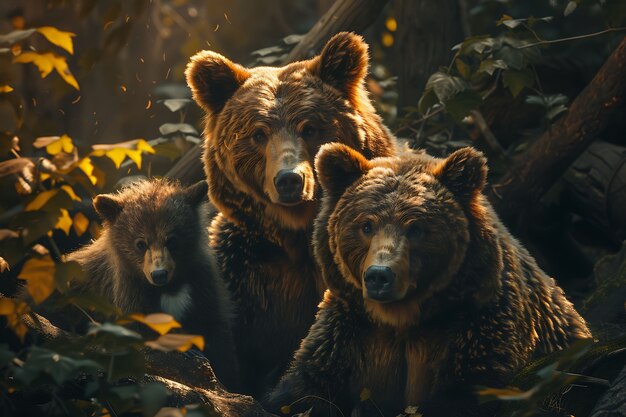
363 265 396 302
143 246 176 286
274 169 304 205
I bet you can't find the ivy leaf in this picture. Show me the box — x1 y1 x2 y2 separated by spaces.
72 212 89 236
160 98 192 112
444 90 482 122
16 346 101 385
128 313 181 335
502 68 534 98
45 134 74 155
36 26 76 54
477 59 508 76
25 189 59 211
18 255 56 304
424 72 467 102
145 333 205 352
55 208 72 235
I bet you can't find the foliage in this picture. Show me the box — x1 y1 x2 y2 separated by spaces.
0 19 210 417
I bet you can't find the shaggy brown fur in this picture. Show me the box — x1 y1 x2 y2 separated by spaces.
185 33 397 394
268 144 592 416
68 179 239 389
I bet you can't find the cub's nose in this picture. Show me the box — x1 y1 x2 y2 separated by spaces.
363 265 395 302
150 269 169 286
274 169 304 204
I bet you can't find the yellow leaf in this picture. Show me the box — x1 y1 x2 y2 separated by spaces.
136 139 155 154
0 85 13 93
78 157 97 185
46 134 74 155
55 208 72 235
280 405 291 414
14 51 53 77
18 255 56 304
129 313 181 335
0 298 16 315
126 149 142 169
61 184 80 201
359 388 371 402
105 148 128 169
36 26 76 54
25 189 59 211
72 212 89 236
0 298 30 341
13 52 78 90
145 333 205 352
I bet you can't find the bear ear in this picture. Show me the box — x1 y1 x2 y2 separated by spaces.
93 194 123 223
185 50 250 115
313 32 369 101
433 147 488 201
315 142 371 198
183 180 209 207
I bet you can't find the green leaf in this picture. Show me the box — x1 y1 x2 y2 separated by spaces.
477 59 508 76
444 90 482 122
494 46 525 70
417 89 439 114
424 72 467 102
16 346 101 385
502 69 534 98
139 382 170 416
87 322 143 352
0 28 36 44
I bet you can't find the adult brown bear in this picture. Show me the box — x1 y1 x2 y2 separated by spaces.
268 144 592 416
185 33 397 394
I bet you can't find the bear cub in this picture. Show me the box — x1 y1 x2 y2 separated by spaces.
68 179 238 389
268 144 592 416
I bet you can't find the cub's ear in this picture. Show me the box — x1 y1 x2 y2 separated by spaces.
433 147 488 201
185 50 250 115
312 32 369 101
315 143 371 198
93 194 123 223
184 180 209 207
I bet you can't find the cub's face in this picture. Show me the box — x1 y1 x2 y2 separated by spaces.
186 32 377 230
94 180 208 288
316 144 488 324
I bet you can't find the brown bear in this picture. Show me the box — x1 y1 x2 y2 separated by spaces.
185 32 397 394
268 144 592 416
67 179 239 389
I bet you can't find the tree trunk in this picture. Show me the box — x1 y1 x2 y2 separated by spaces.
489 35 626 226
167 0 391 184
393 0 465 116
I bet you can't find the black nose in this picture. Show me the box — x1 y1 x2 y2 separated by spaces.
150 269 169 286
274 169 304 203
363 266 395 301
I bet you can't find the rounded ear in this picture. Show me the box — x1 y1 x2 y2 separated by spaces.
311 32 369 101
93 194 123 223
315 142 371 199
184 180 209 207
433 147 488 201
185 50 250 114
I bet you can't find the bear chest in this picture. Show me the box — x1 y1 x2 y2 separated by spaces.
351 331 444 412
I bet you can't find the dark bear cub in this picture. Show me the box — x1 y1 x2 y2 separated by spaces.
268 144 592 416
68 179 238 389
185 32 396 394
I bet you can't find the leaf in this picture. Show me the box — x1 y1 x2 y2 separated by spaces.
280 405 291 414
0 85 13 93
54 260 85 292
417 89 439 114
72 212 89 237
45 134 74 155
477 59 508 76
161 98 192 112
128 313 181 335
139 382 170 416
0 299 29 341
454 58 471 79
0 28 36 44
145 333 205 352
60 184 81 201
16 346 101 385
0 256 9 273
78 157 98 185
564 1 578 16
444 90 482 122
13 52 79 90
25 189 60 211
36 26 76 54
359 388 371 401
104 148 127 169
159 123 198 136
18 255 56 304
135 138 155 154
55 208 72 235
425 72 467 102
502 69 534 98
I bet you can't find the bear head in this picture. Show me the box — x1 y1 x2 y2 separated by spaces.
314 143 502 328
186 32 394 234
94 179 209 289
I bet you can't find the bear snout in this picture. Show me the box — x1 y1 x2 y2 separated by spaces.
150 269 169 286
274 169 304 204
363 265 396 302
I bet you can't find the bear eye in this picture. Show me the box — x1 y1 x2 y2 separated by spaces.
301 125 318 139
361 221 374 236
252 129 268 144
135 239 147 251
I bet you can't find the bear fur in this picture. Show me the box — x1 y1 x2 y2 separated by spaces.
268 144 592 416
185 32 397 394
68 179 239 389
